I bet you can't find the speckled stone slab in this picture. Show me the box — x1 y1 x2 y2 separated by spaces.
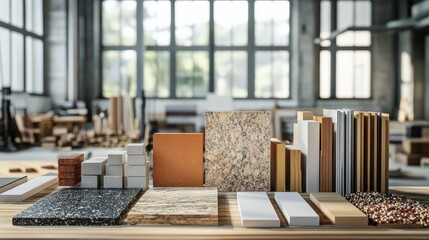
205 111 271 191
127 188 218 225
12 188 143 226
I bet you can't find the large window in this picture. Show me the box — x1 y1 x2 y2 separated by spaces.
318 0 371 99
102 0 290 99
0 0 44 94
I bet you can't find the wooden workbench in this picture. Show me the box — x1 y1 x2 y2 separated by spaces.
0 160 428 239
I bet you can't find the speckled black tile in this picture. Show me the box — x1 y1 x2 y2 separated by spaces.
12 188 143 226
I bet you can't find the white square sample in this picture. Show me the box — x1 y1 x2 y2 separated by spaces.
108 151 126 165
106 164 123 176
81 157 107 175
237 192 280 228
127 143 145 155
297 120 320 193
103 176 124 188
124 164 147 177
127 154 146 166
81 175 101 188
274 192 319 226
125 176 148 188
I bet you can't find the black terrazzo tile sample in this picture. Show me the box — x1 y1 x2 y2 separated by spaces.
12 188 143 226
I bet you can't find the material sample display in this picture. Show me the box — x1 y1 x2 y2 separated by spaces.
153 133 203 187
58 153 83 186
314 116 333 192
81 157 107 188
0 177 27 194
125 143 149 189
237 192 280 228
13 188 143 226
205 111 271 192
286 145 302 192
127 188 218 225
0 173 58 202
310 192 368 226
274 192 319 226
104 151 125 188
270 138 286 192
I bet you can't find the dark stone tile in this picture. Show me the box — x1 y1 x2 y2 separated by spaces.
13 188 143 226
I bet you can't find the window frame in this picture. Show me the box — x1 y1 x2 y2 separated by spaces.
100 0 292 100
0 0 46 96
317 0 373 100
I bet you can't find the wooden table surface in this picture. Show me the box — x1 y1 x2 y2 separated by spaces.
1 160 429 239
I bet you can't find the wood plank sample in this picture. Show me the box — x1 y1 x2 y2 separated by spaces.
205 111 271 192
13 188 143 225
364 112 373 192
314 116 333 192
153 133 203 187
127 188 218 226
285 145 302 192
323 109 340 194
402 138 429 154
380 114 390 193
343 109 354 194
274 192 319 226
297 120 320 193
372 113 380 191
270 138 286 192
237 192 280 228
310 192 368 226
0 173 58 202
354 112 365 192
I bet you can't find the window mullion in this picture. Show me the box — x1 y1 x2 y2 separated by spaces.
248 0 255 98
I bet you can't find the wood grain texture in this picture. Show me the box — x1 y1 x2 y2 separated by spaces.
0 161 428 239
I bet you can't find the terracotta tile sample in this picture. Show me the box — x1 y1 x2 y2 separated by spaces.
153 133 203 187
58 163 81 173
205 111 271 192
58 153 84 165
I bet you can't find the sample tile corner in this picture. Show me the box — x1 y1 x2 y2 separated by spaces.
153 133 203 187
13 188 143 226
205 111 271 192
127 187 218 226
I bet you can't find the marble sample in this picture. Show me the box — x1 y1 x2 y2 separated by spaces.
106 164 123 176
153 133 203 187
13 188 143 226
107 151 126 165
124 164 146 177
0 173 58 202
127 143 145 155
104 176 123 188
127 188 218 225
81 157 107 175
237 192 280 228
81 175 101 188
127 154 146 165
205 111 271 191
274 192 319 226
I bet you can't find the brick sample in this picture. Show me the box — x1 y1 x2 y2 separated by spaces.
58 153 83 186
153 133 203 187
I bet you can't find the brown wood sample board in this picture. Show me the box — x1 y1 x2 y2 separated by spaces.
310 192 368 226
153 133 203 187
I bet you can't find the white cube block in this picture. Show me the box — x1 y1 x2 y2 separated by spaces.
81 157 107 175
125 176 147 188
106 164 123 176
127 154 146 166
127 143 145 155
81 175 101 188
103 176 124 188
124 164 146 177
108 151 126 165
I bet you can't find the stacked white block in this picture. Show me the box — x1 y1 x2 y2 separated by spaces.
81 157 108 188
104 151 126 188
125 143 149 189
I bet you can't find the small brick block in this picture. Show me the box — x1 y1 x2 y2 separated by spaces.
81 157 107 175
106 164 123 176
59 172 81 179
127 154 146 166
81 175 101 188
125 176 147 189
58 162 81 173
103 176 124 188
58 153 84 165
124 164 146 177
108 151 126 165
59 177 81 186
127 143 145 155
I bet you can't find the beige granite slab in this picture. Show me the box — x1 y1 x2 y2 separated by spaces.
126 188 218 226
205 111 271 192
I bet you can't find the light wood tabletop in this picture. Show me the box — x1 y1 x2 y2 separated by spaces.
0 160 428 239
